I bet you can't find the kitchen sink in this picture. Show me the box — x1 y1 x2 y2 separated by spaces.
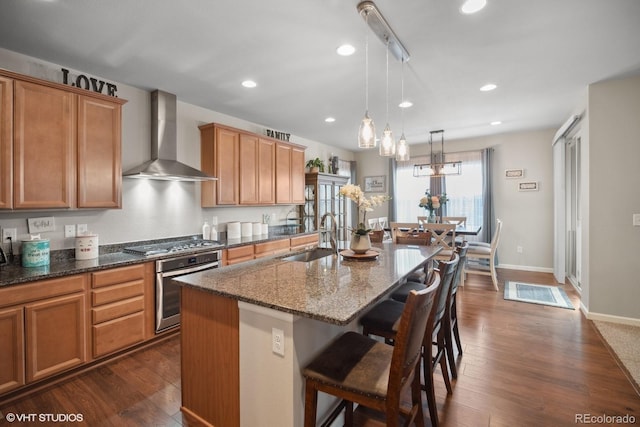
282 247 336 262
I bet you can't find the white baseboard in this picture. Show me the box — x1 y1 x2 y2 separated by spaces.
496 264 554 273
585 311 640 327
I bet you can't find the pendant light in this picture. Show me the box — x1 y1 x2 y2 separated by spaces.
379 39 396 157
358 11 376 148
395 56 410 161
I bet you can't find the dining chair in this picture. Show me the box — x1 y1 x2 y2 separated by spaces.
378 216 392 241
367 217 379 229
418 221 457 261
464 218 502 291
303 278 440 427
438 216 467 227
360 255 459 427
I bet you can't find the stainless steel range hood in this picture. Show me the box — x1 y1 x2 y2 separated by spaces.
123 90 217 181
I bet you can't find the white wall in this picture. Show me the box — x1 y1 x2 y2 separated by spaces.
587 74 640 320
355 128 556 271
0 48 353 251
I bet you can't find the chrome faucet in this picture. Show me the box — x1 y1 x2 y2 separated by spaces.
320 212 338 253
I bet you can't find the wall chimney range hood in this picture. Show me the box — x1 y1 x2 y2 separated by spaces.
123 90 217 181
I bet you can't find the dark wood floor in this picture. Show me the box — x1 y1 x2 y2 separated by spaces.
1 269 639 426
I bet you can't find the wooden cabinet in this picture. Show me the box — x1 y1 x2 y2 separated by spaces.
200 123 304 207
301 173 350 242
90 264 147 358
0 76 12 209
275 142 305 204
0 69 126 210
239 135 275 205
14 80 76 209
290 234 319 251
0 306 25 394
254 239 290 259
77 95 122 208
224 245 255 266
25 293 87 382
0 274 89 388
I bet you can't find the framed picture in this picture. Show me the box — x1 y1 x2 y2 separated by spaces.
505 168 524 179
518 181 539 191
364 175 386 193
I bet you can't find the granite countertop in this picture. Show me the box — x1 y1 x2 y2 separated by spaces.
173 242 442 325
0 228 316 287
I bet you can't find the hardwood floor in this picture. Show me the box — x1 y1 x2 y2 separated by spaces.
1 269 638 426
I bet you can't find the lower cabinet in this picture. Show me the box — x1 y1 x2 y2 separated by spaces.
0 274 88 393
25 293 87 382
0 306 25 394
90 264 147 358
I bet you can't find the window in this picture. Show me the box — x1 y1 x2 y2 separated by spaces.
394 150 484 228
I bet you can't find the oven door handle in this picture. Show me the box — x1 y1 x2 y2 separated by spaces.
159 261 219 278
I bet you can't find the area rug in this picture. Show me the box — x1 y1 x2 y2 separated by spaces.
504 281 574 310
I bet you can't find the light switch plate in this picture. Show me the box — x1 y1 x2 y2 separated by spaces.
633 214 640 227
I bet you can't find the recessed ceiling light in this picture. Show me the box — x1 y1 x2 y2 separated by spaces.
336 44 356 56
460 0 487 14
490 121 502 126
399 100 413 108
241 80 257 88
480 83 497 92
325 117 336 123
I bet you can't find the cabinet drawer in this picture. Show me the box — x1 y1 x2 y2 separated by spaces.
92 264 146 289
92 295 144 325
0 275 87 309
91 280 144 306
226 245 254 260
92 311 145 358
254 239 290 256
290 234 319 250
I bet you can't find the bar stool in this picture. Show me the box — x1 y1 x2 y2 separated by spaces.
302 277 440 427
445 242 469 379
359 255 459 427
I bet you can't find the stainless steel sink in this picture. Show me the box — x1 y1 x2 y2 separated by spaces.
282 247 336 262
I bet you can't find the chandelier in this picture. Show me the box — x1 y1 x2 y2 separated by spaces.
413 130 462 177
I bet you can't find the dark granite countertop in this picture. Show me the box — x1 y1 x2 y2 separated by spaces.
174 242 442 325
0 228 317 287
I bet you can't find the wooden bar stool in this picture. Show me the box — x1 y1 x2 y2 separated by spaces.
302 278 440 427
359 255 459 427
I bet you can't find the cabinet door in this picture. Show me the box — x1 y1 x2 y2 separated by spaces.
200 124 216 207
275 143 292 203
14 81 76 209
215 126 239 205
25 293 87 382
77 95 122 208
239 133 259 204
291 146 305 204
0 306 25 394
258 138 275 204
0 76 12 209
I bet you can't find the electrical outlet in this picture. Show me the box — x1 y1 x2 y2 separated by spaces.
2 228 17 243
77 224 88 235
272 327 285 356
633 213 640 227
211 216 218 226
517 246 523 253
64 225 76 238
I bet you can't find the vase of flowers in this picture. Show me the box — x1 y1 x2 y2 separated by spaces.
339 184 391 253
419 191 448 223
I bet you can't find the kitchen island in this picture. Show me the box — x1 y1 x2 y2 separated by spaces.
174 242 441 427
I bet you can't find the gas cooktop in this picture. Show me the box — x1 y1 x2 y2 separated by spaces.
123 239 224 256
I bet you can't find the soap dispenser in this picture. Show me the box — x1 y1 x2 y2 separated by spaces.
202 221 211 240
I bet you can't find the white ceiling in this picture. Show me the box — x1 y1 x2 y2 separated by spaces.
1 0 640 150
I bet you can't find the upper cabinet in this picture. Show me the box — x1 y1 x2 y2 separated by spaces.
0 70 126 210
200 123 304 207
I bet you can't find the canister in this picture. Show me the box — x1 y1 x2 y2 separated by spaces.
227 222 241 239
252 222 262 235
75 234 99 260
241 222 253 237
21 238 50 267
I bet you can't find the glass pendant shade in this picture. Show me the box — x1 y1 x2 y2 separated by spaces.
358 111 376 148
396 133 410 161
379 123 395 156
